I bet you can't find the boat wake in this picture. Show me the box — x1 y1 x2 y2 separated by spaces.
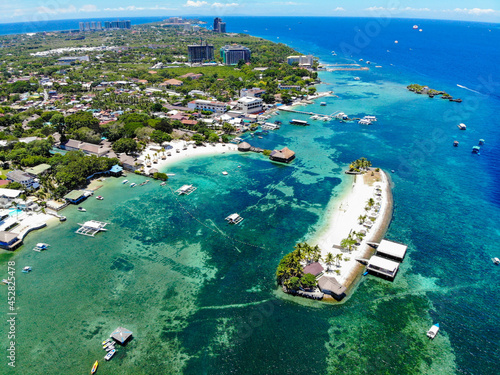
456 84 483 95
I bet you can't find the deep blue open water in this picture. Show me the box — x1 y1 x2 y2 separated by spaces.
0 17 499 374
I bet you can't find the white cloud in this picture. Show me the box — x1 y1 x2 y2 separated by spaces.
103 6 177 11
79 5 98 12
451 8 496 16
37 5 77 15
184 1 209 7
212 2 239 7
402 7 430 12
365 6 430 13
332 7 345 12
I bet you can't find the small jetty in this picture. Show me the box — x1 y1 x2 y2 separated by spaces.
225 213 243 225
33 242 49 252
427 323 440 339
175 184 196 195
76 220 109 237
458 123 467 130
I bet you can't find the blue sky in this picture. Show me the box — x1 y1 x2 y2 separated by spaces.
1 1 499 23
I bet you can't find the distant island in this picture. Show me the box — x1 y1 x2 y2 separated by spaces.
407 84 462 102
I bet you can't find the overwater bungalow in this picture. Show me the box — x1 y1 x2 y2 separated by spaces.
269 147 296 163
374 239 408 261
366 256 399 279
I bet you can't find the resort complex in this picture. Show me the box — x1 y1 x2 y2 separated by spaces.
0 10 496 375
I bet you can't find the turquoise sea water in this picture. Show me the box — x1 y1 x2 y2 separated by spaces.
1 17 500 374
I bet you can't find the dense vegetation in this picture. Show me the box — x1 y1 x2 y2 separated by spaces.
276 242 322 290
348 157 372 173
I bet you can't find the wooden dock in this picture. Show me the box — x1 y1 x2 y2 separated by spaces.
280 107 340 118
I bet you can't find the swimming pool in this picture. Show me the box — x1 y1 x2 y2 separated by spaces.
9 209 23 217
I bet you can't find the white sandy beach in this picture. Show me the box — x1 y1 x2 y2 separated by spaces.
312 170 391 286
140 140 239 175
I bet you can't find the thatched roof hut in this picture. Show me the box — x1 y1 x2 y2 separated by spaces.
237 142 252 152
270 147 295 163
318 276 346 300
149 168 158 176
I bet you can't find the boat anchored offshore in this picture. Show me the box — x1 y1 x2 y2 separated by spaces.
453 141 459 147
122 179 129 184
96 196 104 200
22 266 32 273
492 257 500 265
91 360 98 374
427 323 440 339
458 123 467 130
78 207 86 212
104 349 116 361
130 183 136 187
33 243 49 252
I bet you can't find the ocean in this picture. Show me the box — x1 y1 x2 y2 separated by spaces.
1 17 499 374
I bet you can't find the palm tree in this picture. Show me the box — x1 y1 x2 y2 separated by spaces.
358 215 365 224
325 252 334 271
340 238 350 251
366 198 375 208
335 253 343 267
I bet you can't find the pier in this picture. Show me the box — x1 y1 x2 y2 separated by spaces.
280 107 339 118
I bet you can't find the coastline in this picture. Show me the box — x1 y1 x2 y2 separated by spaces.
311 169 393 300
139 140 239 175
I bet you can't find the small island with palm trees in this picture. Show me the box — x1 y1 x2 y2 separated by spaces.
276 158 394 302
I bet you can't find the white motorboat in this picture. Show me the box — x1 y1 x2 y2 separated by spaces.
492 257 500 265
427 323 440 339
77 207 86 212
122 180 129 184
104 349 116 361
